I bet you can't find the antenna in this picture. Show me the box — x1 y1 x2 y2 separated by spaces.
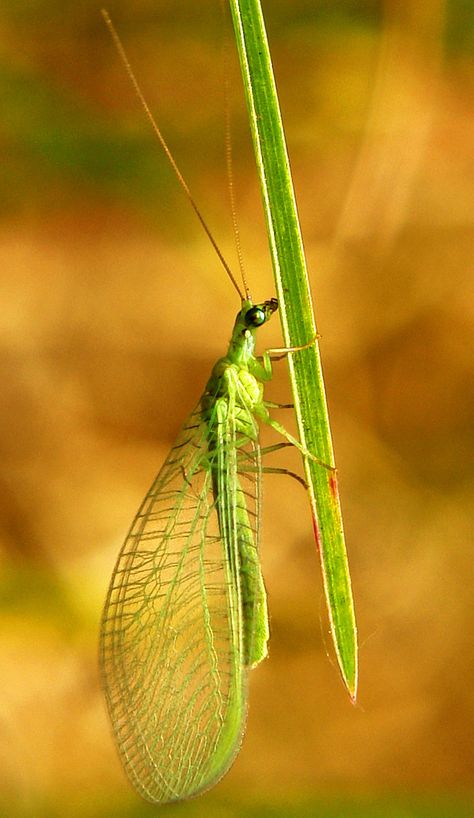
220 0 251 300
101 9 245 301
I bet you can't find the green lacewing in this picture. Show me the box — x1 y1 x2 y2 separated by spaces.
101 297 289 802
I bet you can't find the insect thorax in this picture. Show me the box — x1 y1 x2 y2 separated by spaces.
206 360 262 407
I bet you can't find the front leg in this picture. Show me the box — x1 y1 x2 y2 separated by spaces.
250 335 320 381
265 333 320 362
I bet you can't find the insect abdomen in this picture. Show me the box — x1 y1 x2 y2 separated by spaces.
235 484 269 668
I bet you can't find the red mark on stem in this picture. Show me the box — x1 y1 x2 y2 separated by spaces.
311 513 322 553
329 472 339 503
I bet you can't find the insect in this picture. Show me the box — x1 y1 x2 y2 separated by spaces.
99 11 324 804
100 295 316 803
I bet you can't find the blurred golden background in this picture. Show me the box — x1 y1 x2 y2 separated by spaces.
0 1 473 816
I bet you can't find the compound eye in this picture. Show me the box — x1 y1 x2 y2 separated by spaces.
245 306 266 327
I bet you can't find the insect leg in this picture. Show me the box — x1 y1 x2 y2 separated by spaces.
238 445 308 488
236 442 292 469
240 463 308 490
264 333 321 362
249 441 291 457
253 403 335 471
264 401 294 410
250 334 320 380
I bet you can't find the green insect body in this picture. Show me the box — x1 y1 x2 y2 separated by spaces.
100 297 291 804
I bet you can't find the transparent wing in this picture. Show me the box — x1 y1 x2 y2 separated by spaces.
100 401 254 804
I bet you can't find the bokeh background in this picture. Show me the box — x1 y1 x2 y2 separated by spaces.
1 1 473 816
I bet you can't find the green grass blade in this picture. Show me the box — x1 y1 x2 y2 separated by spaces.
228 0 358 699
